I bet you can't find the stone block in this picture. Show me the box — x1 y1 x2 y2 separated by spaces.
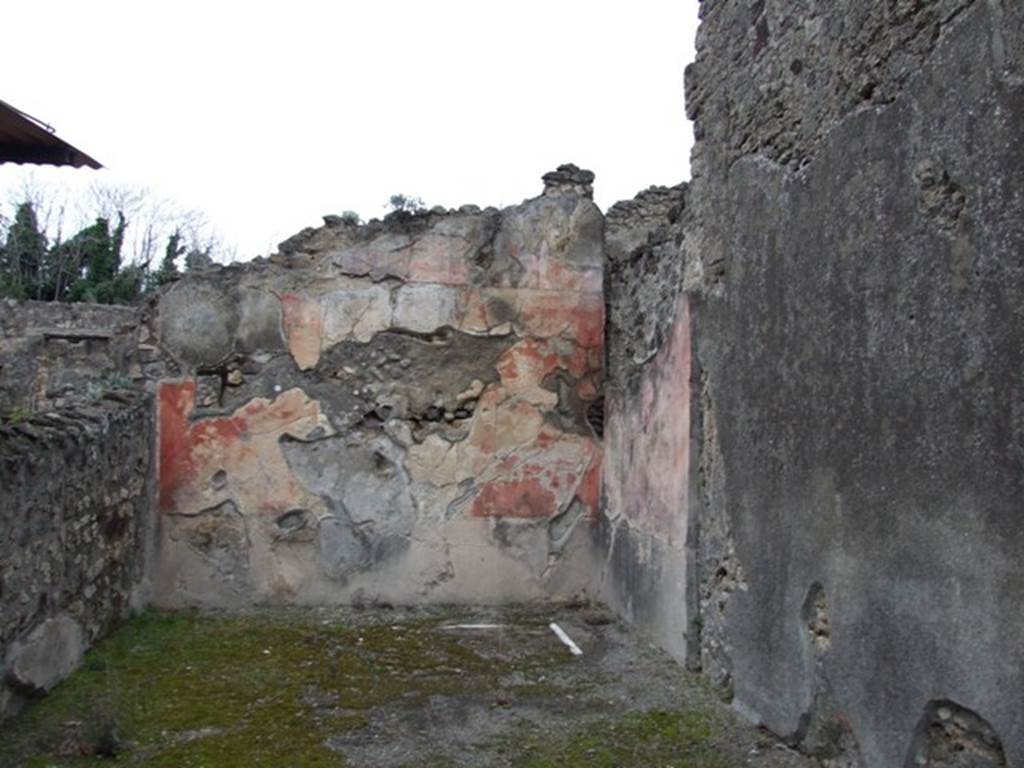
393 284 459 334
321 285 392 345
5 616 85 696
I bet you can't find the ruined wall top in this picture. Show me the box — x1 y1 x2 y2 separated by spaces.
271 164 598 268
150 166 604 374
541 164 595 200
603 183 687 391
684 0 1010 178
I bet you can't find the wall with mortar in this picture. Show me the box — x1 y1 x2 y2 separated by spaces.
149 166 604 607
676 1 1024 766
0 299 141 416
0 392 153 720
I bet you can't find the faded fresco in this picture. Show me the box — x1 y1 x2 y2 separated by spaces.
151 166 604 606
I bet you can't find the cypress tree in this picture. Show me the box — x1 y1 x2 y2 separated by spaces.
0 203 47 299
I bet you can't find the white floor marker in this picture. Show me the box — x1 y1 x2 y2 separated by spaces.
549 622 583 656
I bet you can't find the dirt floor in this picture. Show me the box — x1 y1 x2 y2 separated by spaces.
0 603 817 767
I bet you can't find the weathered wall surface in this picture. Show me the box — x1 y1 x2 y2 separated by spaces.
151 166 604 607
599 185 699 664
0 392 153 719
0 299 141 415
681 1 1024 766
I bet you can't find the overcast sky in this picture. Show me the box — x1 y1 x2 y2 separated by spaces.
0 1 698 261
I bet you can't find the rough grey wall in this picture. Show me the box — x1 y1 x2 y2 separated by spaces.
684 1 1023 766
604 184 687 389
0 299 141 415
0 392 153 719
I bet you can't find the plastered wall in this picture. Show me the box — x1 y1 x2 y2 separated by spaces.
149 166 605 607
676 1 1024 765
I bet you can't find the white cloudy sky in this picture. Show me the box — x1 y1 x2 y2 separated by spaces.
0 1 698 261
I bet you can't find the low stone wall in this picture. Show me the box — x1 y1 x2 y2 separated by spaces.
0 392 153 719
149 166 605 607
0 299 141 415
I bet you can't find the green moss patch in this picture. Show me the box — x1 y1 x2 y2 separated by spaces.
0 608 577 767
0 607 796 768
511 709 731 768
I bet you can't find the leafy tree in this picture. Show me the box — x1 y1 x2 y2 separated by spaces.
387 194 426 214
154 230 184 286
0 203 47 299
96 264 145 304
184 247 213 272
63 214 130 302
0 180 233 305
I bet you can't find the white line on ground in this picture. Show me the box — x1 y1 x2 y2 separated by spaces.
549 622 583 656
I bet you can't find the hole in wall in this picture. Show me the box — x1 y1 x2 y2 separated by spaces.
276 509 311 533
586 397 605 438
211 469 228 490
795 581 864 765
802 581 831 653
905 700 1007 768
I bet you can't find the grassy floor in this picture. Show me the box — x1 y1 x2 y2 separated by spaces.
510 709 729 768
0 609 742 767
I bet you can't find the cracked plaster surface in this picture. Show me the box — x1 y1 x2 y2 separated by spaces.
153 178 604 606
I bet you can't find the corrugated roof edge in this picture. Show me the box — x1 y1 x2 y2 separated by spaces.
0 100 102 169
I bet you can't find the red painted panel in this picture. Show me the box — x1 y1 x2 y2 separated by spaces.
158 381 197 512
471 477 558 519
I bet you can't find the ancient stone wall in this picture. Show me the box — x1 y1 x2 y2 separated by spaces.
0 392 153 719
604 183 687 386
598 184 699 664
149 166 604 607
0 299 141 416
677 1 1023 766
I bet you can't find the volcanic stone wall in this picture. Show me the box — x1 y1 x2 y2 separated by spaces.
0 299 140 416
0 392 153 719
149 167 604 607
673 1 1023 766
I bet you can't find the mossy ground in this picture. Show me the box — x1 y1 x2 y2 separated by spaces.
0 606 810 768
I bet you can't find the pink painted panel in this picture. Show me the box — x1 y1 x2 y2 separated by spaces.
604 297 691 541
